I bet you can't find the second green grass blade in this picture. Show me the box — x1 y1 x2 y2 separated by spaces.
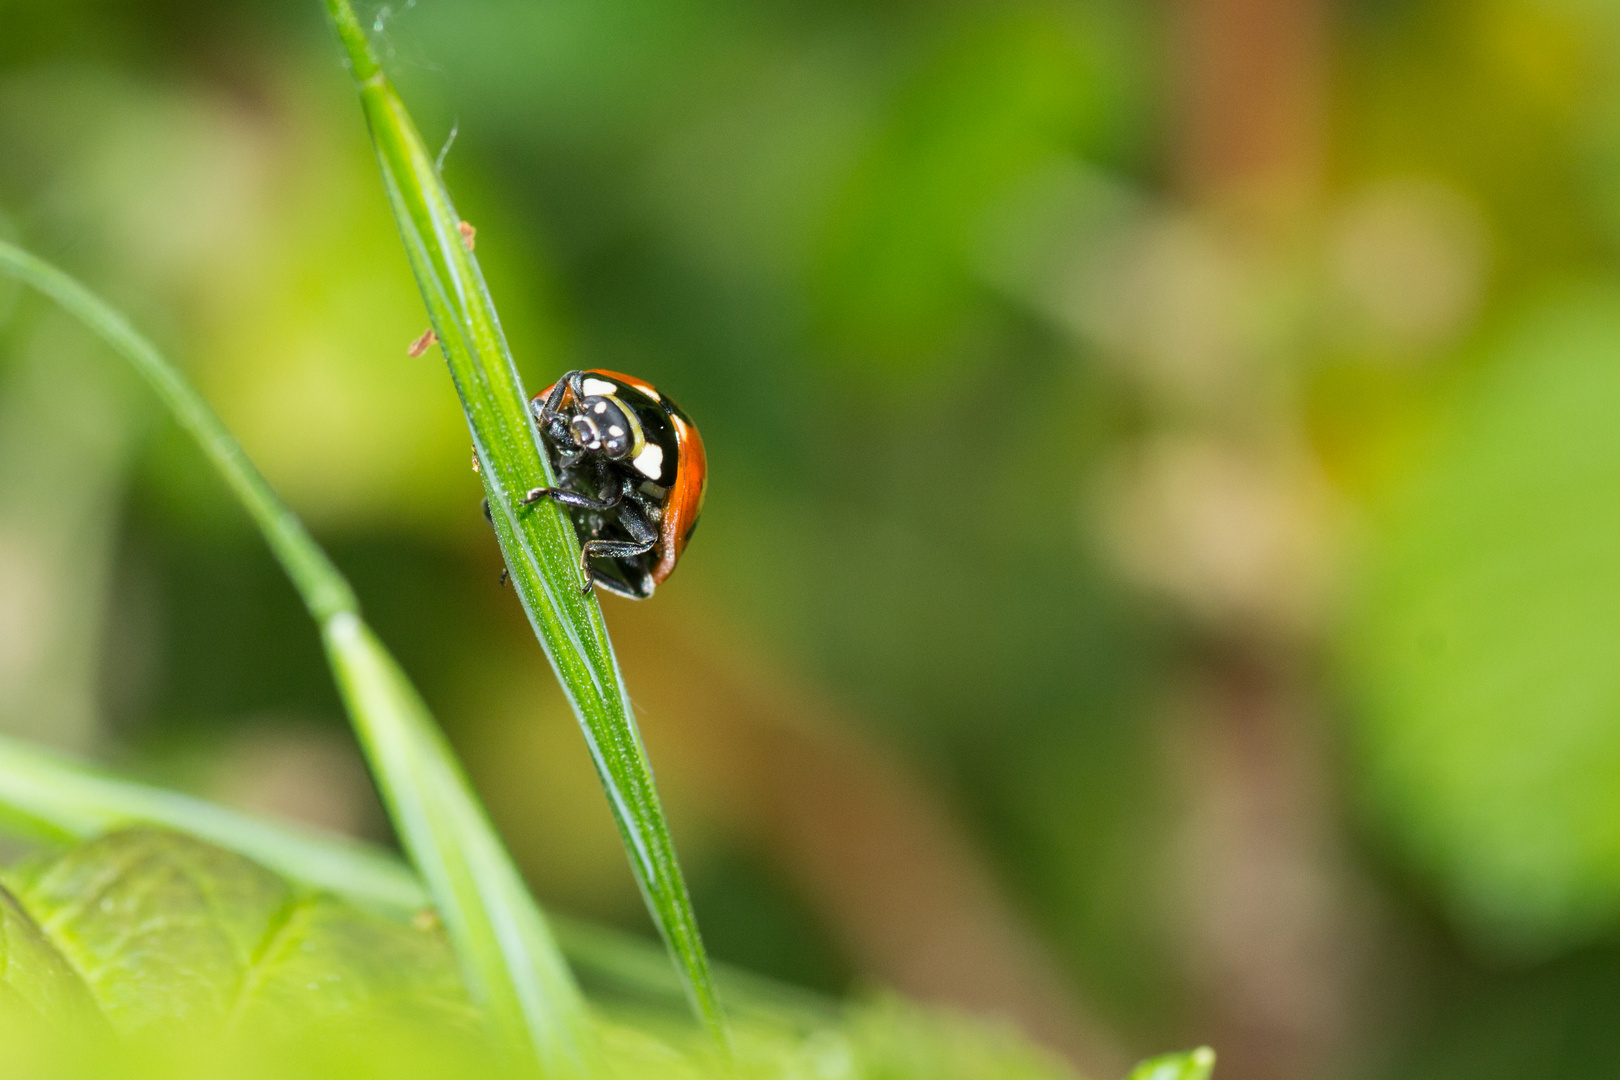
322 0 726 1047
0 240 589 1075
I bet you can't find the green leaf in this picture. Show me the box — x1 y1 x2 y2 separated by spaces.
0 731 835 1033
0 879 102 1032
0 828 474 1038
321 0 726 1048
831 996 1091 1080
1124 1047 1216 1080
0 806 1144 1080
0 241 590 1071
1344 285 1620 954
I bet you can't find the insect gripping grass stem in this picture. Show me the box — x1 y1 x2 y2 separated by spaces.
320 0 728 1052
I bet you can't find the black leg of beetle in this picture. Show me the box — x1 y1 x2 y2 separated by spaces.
521 478 627 512
542 415 576 462
588 567 654 600
576 500 657 593
531 371 593 470
580 536 657 562
579 540 654 599
530 371 578 429
545 416 575 457
612 497 659 547
588 455 620 495
566 369 590 408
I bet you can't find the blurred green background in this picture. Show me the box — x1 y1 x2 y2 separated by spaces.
8 0 1620 1077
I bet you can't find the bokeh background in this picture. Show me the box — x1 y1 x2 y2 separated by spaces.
6 0 1620 1077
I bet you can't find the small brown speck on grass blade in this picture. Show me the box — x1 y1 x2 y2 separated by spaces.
320 0 729 1054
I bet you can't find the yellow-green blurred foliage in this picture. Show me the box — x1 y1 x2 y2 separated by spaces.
11 1 1620 1078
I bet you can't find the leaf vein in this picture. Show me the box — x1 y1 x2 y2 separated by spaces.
224 893 316 1033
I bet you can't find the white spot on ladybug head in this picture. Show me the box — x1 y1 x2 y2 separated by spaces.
609 425 624 437
582 377 617 397
634 443 664 479
593 401 608 414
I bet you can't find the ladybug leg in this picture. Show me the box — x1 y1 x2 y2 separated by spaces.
586 569 654 600
576 502 657 595
531 371 587 461
521 472 628 512
577 539 657 596
565 369 591 405
584 454 624 502
530 374 572 426
579 535 656 563
546 417 576 460
521 487 623 512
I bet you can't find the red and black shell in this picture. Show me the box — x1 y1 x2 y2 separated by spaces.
530 369 707 597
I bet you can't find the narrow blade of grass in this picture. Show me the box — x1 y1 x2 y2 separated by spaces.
0 731 428 914
322 0 726 1048
0 240 590 1075
323 612 591 1069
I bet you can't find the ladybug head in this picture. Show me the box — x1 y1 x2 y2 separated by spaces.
568 395 643 460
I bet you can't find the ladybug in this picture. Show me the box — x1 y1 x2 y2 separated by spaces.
522 369 707 599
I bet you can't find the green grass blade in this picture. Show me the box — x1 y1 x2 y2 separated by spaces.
321 0 727 1048
0 732 428 914
0 240 591 1074
322 613 590 1066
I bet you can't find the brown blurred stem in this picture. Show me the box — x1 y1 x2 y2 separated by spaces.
1175 0 1327 225
1167 2 1362 1080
